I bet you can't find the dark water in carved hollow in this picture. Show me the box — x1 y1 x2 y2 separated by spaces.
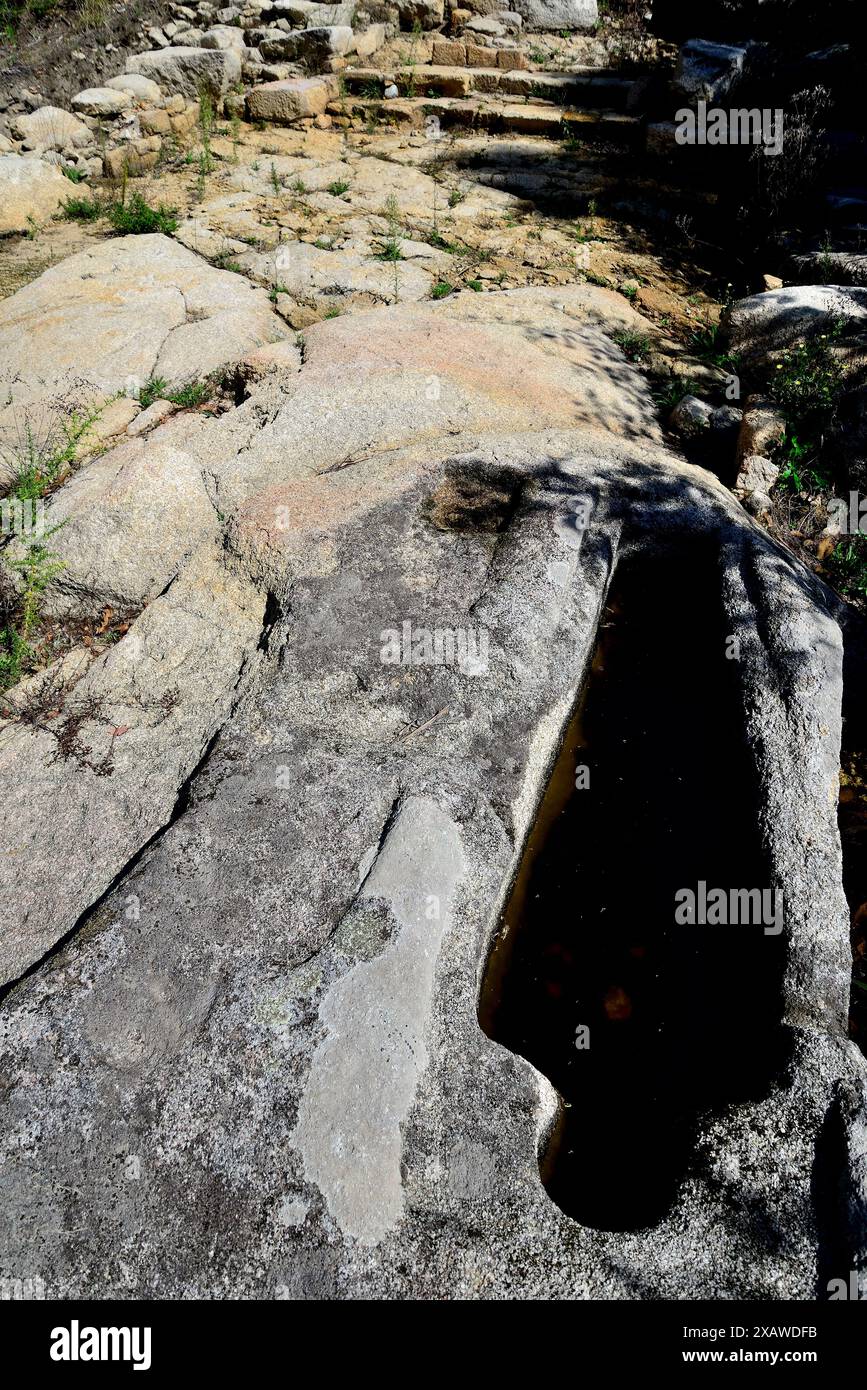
479 546 786 1233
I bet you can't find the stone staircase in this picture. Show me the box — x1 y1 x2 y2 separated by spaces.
333 66 644 142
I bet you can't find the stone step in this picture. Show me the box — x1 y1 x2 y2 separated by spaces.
429 135 722 217
331 93 643 143
342 65 648 113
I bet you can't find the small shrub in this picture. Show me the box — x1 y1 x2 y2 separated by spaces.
107 193 178 235
769 329 844 435
825 535 867 602
775 432 830 493
377 194 403 262
328 179 350 197
2 408 101 501
0 529 66 692
431 281 453 300
61 194 102 221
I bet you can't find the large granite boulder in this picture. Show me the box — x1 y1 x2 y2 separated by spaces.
0 282 864 1298
724 284 867 361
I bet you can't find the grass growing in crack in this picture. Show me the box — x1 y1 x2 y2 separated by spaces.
166 380 213 409
612 328 651 361
212 251 244 272
428 231 459 253
328 179 350 197
688 314 739 370
137 378 213 410
431 281 453 300
652 377 697 413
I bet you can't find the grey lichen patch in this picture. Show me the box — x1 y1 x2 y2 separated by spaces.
332 895 397 964
293 796 466 1246
253 965 323 1044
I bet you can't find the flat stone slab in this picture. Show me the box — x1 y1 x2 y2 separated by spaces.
511 0 597 31
0 233 287 488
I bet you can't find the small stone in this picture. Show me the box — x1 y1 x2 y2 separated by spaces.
139 108 173 135
669 394 713 437
465 15 505 36
71 88 130 116
127 399 176 436
103 146 160 178
104 74 165 104
735 454 779 501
